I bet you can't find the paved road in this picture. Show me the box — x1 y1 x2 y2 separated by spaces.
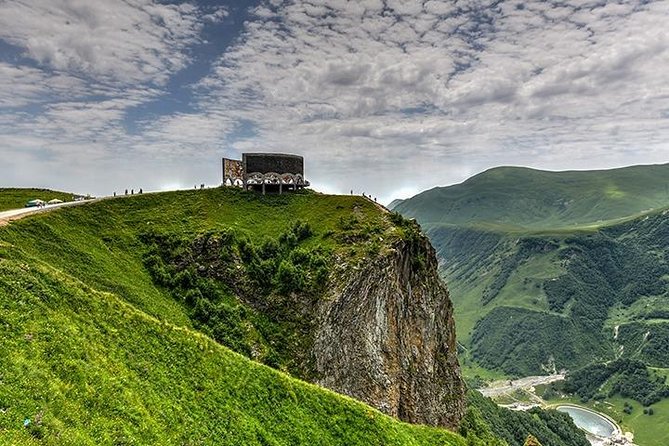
479 374 565 398
0 198 104 226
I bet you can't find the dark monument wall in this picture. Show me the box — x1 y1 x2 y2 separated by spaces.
243 153 304 175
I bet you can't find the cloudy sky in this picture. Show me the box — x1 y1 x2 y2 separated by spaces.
1 0 668 203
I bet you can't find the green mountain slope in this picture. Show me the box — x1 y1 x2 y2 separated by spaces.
0 189 385 329
0 189 468 445
387 198 405 210
427 209 669 376
0 254 468 446
0 188 74 211
0 188 593 445
394 164 669 229
394 165 669 445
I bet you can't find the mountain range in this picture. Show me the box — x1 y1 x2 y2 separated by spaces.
393 163 669 445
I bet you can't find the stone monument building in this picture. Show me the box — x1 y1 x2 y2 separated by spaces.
222 153 309 194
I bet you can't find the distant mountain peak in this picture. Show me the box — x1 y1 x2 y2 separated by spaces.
387 198 405 210
394 163 669 230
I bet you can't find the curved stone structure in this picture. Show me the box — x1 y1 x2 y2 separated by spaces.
223 153 309 193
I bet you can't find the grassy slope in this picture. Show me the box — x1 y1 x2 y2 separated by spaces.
0 188 74 212
427 226 568 348
395 164 669 229
0 257 465 446
451 218 669 446
447 249 563 347
437 208 669 374
0 189 387 327
0 188 470 445
394 165 669 361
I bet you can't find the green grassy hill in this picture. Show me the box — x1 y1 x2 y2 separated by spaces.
394 164 669 230
0 188 74 212
387 198 405 210
0 188 595 445
0 249 470 445
429 209 669 376
434 217 669 446
0 188 470 445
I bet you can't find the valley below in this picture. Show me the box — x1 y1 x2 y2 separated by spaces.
477 374 637 446
394 164 669 446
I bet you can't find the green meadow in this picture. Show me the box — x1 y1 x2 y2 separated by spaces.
0 188 470 445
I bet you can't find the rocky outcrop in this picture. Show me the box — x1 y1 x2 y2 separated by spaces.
147 219 466 429
314 229 466 429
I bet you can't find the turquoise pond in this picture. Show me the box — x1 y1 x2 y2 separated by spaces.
556 405 617 438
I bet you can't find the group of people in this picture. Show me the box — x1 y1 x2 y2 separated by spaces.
353 190 378 203
113 189 143 197
111 185 209 197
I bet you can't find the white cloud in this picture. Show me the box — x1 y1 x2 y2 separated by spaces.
1 0 668 199
203 6 229 23
0 62 89 107
0 0 204 85
190 0 669 199
0 0 228 193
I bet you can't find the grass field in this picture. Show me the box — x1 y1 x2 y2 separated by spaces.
0 188 474 445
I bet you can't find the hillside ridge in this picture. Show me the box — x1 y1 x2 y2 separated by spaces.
394 163 669 230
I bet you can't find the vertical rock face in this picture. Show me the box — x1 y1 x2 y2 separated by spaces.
151 218 466 429
314 232 466 429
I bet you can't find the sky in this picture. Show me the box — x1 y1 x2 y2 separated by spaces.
0 0 668 204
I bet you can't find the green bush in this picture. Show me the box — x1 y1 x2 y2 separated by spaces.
140 223 332 378
275 259 304 294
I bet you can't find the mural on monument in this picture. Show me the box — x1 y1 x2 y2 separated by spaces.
223 158 244 185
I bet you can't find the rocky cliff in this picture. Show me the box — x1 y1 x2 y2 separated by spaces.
144 211 465 429
315 230 465 429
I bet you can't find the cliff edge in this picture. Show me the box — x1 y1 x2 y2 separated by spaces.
315 227 465 428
